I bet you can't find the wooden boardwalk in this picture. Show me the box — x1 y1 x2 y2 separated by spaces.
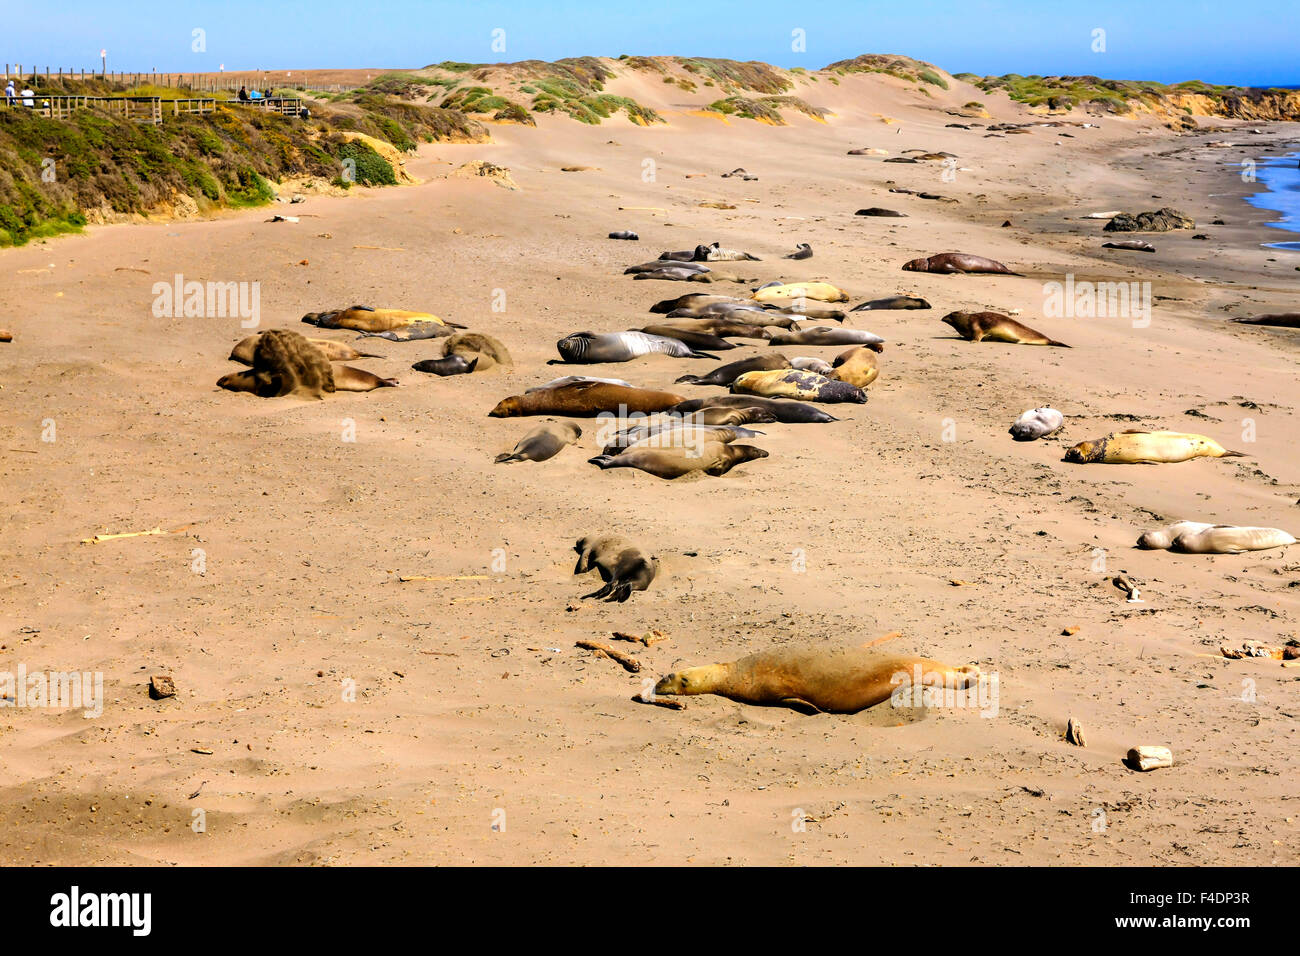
2 94 303 124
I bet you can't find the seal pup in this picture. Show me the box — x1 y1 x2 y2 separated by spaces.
608 230 639 240
589 441 769 479
636 325 736 351
230 332 379 365
942 312 1069 347
1168 525 1296 554
653 647 980 715
828 346 880 388
776 302 847 322
356 324 453 342
412 355 478 376
657 250 701 262
302 306 454 332
1137 521 1216 550
769 326 885 350
625 259 709 275
752 282 850 304
851 296 931 311
573 535 658 602
785 243 813 260
1009 407 1064 441
732 369 866 404
697 242 760 262
556 331 715 363
1064 431 1245 464
789 357 834 375
672 395 839 424
495 421 583 463
491 382 686 418
903 253 1018 275
442 331 512 370
1231 313 1300 328
1103 240 1156 252
527 375 633 392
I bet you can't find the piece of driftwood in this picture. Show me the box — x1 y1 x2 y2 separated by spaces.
576 640 641 673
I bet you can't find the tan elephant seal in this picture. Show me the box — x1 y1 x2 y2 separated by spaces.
1064 431 1244 464
653 647 980 715
942 311 1069 347
218 328 335 398
302 306 451 333
752 281 850 303
828 346 880 387
495 422 582 464
573 535 658 602
229 331 379 365
902 253 1018 275
588 442 768 479
1140 522 1296 553
731 368 866 404
490 382 686 418
443 331 512 370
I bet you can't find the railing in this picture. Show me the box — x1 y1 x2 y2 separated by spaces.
0 94 299 124
231 96 303 116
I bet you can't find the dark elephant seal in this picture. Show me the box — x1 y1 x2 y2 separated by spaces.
608 230 639 240
676 354 792 386
625 259 709 275
653 647 979 715
657 250 700 262
574 535 658 602
851 296 931 312
785 243 813 260
903 253 1019 275
413 355 478 376
636 325 736 351
357 324 453 342
556 331 715 363
496 421 582 463
443 332 512 370
942 311 1069 347
589 442 769 480
768 326 885 350
856 208 908 217
672 395 839 424
644 318 772 340
218 329 397 397
1231 313 1300 328
491 382 686 418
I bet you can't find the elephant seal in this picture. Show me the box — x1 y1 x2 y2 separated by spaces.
789 357 834 375
769 326 885 350
1064 431 1245 464
851 296 931 312
230 332 379 365
527 375 633 392
1136 521 1216 550
752 282 850 304
1009 407 1064 441
574 535 658 602
589 441 769 479
1144 524 1296 554
657 250 699 262
0 330 11 343
412 355 478 376
302 306 452 332
732 369 866 404
356 324 453 342
942 312 1069 347
636 325 736 351
495 421 582 463
1231 313 1300 328
856 208 908 217
443 331 512 370
556 331 715 363
785 243 813 260
648 317 773 340
1103 240 1156 252
608 230 639 240
218 328 334 398
491 382 686 418
604 423 764 456
667 306 799 329
777 303 847 322
331 366 399 391
828 346 880 388
903 253 1018 275
625 259 710 275
698 242 760 262
653 647 980 715
672 395 839 424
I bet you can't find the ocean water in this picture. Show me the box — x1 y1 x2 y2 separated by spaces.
1242 152 1300 249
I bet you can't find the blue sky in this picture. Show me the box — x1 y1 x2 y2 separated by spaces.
6 0 1298 86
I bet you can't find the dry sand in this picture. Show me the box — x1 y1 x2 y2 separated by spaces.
1 72 1297 865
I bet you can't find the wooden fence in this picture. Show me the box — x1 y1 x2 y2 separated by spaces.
2 93 299 124
3 64 354 94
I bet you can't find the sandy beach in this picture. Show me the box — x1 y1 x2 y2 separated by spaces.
1 68 1297 866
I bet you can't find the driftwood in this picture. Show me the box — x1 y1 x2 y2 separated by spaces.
576 640 641 673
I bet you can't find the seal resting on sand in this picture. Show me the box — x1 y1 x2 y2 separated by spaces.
218 329 396 397
672 395 839 424
828 346 880 388
653 647 980 715
302 306 453 333
942 311 1069 347
556 330 715 363
731 369 866 404
573 535 658 602
903 253 1018 275
412 355 478 376
1009 407 1064 441
785 243 813 260
1231 313 1300 328
589 441 768 479
1064 431 1245 464
495 421 582 463
230 332 379 365
851 296 930 311
490 382 685 417
1139 523 1296 554
442 332 512 370
752 282 850 303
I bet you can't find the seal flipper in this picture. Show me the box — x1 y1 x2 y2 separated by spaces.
684 350 719 361
779 697 823 715
588 455 619 469
607 583 632 603
582 582 614 600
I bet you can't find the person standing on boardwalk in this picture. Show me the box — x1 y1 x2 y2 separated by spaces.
4 81 15 106
238 85 248 101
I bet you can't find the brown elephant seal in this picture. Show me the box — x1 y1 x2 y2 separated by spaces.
1144 523 1296 554
646 318 773 340
1064 431 1245 464
495 421 582 463
218 328 334 398
777 303 847 322
653 647 980 715
732 369 866 404
604 424 764 456
829 346 880 388
556 331 715 363
785 243 813 260
0 330 11 343
413 355 478 376
903 253 1018 275
574 535 659 602
302 306 453 332
491 382 686 418
769 326 885 350
851 296 931 311
672 395 839 424
942 312 1069 347
1231 313 1300 328
443 332 512 370
229 332 379 365
589 441 768 479
636 325 736 351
